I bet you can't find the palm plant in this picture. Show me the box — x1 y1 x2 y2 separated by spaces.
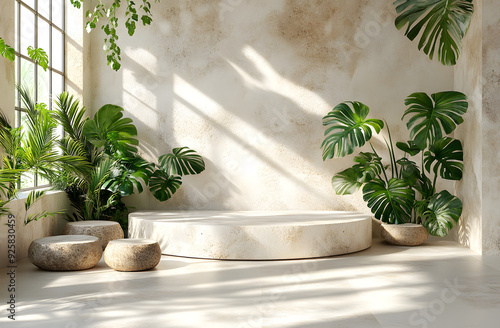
394 0 474 65
322 91 468 237
0 86 87 224
53 92 205 225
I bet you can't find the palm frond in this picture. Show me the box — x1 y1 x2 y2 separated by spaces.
54 92 88 141
25 190 46 212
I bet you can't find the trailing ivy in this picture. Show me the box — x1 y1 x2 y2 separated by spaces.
70 0 158 71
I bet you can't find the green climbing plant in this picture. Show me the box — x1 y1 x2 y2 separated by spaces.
70 0 159 71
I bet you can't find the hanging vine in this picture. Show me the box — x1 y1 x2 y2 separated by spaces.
70 0 159 71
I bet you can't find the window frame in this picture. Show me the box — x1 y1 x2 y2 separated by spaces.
14 0 65 190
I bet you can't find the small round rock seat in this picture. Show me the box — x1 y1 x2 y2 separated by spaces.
29 235 102 271
104 239 161 271
64 220 124 249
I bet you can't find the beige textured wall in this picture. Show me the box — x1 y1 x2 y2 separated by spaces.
89 0 454 214
0 0 16 269
66 0 93 105
0 0 15 122
454 0 483 252
481 0 500 254
455 0 500 255
0 193 69 268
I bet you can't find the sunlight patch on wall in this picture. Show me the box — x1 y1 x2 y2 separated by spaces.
227 45 329 113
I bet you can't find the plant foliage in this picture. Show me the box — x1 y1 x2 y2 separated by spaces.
322 91 468 237
394 0 474 65
0 87 88 224
53 93 205 224
402 91 468 150
1 37 49 68
321 102 384 159
363 178 415 224
70 0 159 70
0 38 15 62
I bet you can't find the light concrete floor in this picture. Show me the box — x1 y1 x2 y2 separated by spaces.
1 239 500 328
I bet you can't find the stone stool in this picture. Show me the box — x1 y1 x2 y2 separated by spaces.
104 239 161 271
29 235 103 271
64 220 124 250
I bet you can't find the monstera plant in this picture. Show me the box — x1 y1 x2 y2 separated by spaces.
321 91 468 237
394 0 474 65
52 92 205 225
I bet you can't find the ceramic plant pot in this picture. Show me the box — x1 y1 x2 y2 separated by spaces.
381 223 428 246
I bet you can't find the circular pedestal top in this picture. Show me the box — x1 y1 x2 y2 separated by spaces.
130 211 371 226
33 235 99 245
129 211 372 260
108 239 158 246
66 220 120 227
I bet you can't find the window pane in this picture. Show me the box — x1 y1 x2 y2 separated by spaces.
20 59 35 106
39 0 50 20
21 172 36 189
22 0 35 10
52 28 64 72
52 73 64 101
20 5 35 56
52 0 64 29
38 67 50 106
38 175 50 186
38 18 51 67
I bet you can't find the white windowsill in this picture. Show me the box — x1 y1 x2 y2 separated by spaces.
14 188 65 201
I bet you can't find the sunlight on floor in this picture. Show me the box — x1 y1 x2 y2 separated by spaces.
2 239 500 327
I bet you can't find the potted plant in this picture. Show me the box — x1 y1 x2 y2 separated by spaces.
321 91 468 245
51 92 205 233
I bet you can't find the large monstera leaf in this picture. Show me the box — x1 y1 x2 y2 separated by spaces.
158 147 205 176
394 0 474 65
82 104 139 155
332 168 363 195
363 178 415 224
322 102 384 160
396 140 421 156
105 156 155 196
397 157 420 187
148 170 182 202
402 91 468 150
352 152 383 182
424 137 463 180
420 190 462 237
331 152 383 195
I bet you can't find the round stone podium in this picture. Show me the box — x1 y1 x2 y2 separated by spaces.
129 211 372 260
